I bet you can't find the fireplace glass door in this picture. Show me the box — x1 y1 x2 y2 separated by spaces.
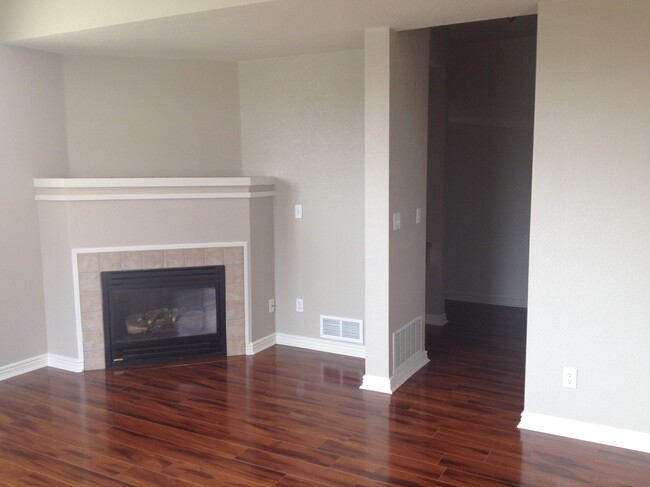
102 266 226 367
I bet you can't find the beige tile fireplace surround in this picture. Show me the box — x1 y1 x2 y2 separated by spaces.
77 245 246 370
34 177 275 371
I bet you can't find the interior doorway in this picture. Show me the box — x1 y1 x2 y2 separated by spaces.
425 16 537 332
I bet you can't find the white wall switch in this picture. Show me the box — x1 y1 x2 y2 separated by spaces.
296 298 304 312
268 298 275 313
416 208 421 224
393 212 401 231
295 204 303 219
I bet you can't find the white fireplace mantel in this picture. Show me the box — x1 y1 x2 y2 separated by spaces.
34 177 276 201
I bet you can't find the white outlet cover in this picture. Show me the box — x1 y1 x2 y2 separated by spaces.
393 212 401 231
562 367 577 389
295 204 303 219
296 298 304 312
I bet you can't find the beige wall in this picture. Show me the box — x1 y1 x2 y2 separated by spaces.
63 55 242 177
239 50 365 339
0 46 68 367
364 28 429 380
248 198 276 341
364 29 392 378
526 0 650 433
388 29 429 350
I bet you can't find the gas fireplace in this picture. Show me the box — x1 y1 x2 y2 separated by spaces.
101 265 227 367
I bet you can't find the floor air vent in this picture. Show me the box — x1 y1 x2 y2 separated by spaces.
320 315 363 344
393 316 424 374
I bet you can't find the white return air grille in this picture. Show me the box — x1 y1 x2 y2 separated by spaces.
393 316 424 374
320 315 363 344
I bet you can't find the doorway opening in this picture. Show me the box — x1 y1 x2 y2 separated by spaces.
425 16 536 374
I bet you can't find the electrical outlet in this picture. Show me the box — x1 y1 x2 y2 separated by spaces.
296 298 304 312
562 367 577 389
268 298 275 313
295 204 303 219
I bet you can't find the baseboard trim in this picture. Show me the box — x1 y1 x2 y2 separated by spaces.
360 351 429 395
275 333 365 358
48 354 84 372
0 354 48 381
425 313 448 326
518 412 650 454
360 374 393 394
246 334 276 355
444 292 527 308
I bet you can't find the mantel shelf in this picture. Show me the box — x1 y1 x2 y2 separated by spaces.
33 177 275 201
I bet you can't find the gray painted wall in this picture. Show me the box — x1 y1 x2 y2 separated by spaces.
63 56 243 177
364 28 429 380
239 50 365 340
0 46 68 367
526 0 650 433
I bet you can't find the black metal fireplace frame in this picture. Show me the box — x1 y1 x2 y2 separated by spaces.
101 266 227 368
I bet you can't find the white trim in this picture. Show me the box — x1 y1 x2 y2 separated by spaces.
425 313 448 326
73 241 246 255
246 334 276 355
35 191 275 202
34 177 276 188
360 375 393 394
275 333 365 358
360 351 429 395
390 350 429 391
0 354 48 381
242 242 251 348
518 412 650 454
444 291 527 308
71 252 84 361
48 354 84 372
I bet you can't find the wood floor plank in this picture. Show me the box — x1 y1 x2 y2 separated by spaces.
0 458 32 484
0 301 648 486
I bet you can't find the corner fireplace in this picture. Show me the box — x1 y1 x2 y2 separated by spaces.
101 265 227 367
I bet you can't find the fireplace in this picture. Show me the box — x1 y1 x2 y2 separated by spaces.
101 265 227 367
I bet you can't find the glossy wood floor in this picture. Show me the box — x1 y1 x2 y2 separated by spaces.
1 302 649 486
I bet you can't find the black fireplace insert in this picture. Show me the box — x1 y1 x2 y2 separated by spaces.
101 266 226 368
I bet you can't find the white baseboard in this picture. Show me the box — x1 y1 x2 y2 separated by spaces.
0 354 48 381
48 354 84 372
518 412 650 454
444 291 527 308
360 351 429 395
0 353 84 380
360 374 393 394
425 313 448 326
246 333 276 355
275 333 365 358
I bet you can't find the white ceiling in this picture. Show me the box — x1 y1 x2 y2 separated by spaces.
5 0 541 61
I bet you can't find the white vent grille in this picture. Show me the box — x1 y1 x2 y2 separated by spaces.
393 316 424 374
320 315 363 344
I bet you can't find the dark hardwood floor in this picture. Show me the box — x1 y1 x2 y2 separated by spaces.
0 301 648 486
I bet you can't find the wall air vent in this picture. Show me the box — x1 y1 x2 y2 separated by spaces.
393 316 424 374
320 315 363 344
